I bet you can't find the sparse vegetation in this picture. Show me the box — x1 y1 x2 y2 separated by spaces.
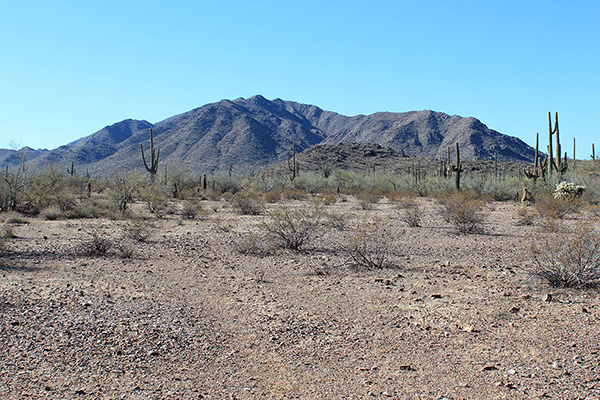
121 218 154 242
346 218 401 269
396 198 422 227
530 223 600 288
439 192 486 234
262 204 323 250
80 225 114 255
231 188 265 215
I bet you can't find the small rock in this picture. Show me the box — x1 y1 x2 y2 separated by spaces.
482 365 498 371
552 361 561 369
543 293 552 302
508 306 520 313
520 294 531 300
398 364 413 371
431 294 443 299
508 368 516 375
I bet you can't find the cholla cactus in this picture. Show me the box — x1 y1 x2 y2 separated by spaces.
553 181 586 201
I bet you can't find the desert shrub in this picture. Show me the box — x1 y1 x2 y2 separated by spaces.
535 193 581 220
235 232 273 255
439 192 486 234
396 198 422 227
232 188 265 215
281 188 308 201
263 191 282 203
0 224 16 239
291 173 329 195
0 237 7 257
0 211 28 224
121 219 153 242
109 176 138 216
213 174 243 195
118 245 134 259
138 185 169 214
515 206 536 226
181 200 204 220
0 154 28 212
346 218 402 269
40 205 64 220
530 223 600 288
483 178 523 202
324 211 348 231
262 204 323 250
80 225 114 255
65 202 103 219
356 190 381 210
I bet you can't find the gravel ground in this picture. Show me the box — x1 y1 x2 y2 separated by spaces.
1 197 599 399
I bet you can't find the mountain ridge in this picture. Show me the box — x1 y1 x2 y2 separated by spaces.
0 95 535 174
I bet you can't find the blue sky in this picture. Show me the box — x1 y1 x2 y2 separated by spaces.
1 0 599 158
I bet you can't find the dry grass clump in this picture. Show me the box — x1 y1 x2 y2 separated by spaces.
346 218 402 269
535 193 581 220
0 211 28 224
121 219 154 242
324 211 348 231
0 224 16 239
356 190 382 210
261 204 323 250
281 188 308 201
80 225 114 255
530 223 600 288
231 189 265 215
235 232 274 255
181 201 205 220
395 198 422 227
439 192 486 235
515 206 536 226
263 191 282 203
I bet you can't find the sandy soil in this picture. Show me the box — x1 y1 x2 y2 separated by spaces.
1 197 599 399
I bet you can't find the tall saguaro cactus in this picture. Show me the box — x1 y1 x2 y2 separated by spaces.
524 133 540 182
449 142 463 191
287 138 298 181
141 128 160 182
547 112 567 176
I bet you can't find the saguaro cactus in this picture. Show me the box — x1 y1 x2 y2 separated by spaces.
547 112 568 175
524 133 540 182
141 128 160 182
287 138 298 181
67 162 75 176
449 142 463 191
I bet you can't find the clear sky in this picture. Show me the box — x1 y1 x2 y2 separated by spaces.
1 0 599 158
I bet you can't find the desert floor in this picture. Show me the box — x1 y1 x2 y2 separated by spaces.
1 197 599 399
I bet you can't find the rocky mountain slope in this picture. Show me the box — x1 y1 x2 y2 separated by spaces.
0 95 535 174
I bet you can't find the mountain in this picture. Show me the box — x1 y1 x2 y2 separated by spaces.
0 95 535 174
